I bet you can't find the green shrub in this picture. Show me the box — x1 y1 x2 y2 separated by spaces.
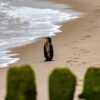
49 68 76 100
79 67 100 100
6 65 37 100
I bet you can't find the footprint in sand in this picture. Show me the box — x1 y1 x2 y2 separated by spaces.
77 79 83 87
89 20 94 23
93 26 99 28
79 48 90 53
87 28 96 31
66 60 73 63
81 35 91 40
72 47 90 55
66 56 80 66
94 9 100 16
72 47 79 50
87 26 99 31
96 14 100 17
81 61 89 65
94 9 100 13
66 59 78 63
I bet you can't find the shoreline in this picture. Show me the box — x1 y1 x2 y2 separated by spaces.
1 0 100 100
0 0 80 69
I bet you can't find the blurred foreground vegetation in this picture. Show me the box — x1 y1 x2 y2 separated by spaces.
5 65 100 100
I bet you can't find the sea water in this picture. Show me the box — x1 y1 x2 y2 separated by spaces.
0 0 81 68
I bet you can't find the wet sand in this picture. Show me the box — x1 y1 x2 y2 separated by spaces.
0 0 100 100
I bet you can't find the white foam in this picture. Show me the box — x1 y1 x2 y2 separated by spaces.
0 2 81 49
0 58 19 68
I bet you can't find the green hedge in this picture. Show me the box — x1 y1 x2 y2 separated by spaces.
79 67 100 100
49 68 76 100
6 65 37 100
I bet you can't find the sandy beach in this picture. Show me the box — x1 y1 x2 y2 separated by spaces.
0 0 100 100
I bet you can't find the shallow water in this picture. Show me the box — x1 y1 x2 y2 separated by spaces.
0 0 81 68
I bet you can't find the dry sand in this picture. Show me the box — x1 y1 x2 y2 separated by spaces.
1 0 100 100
